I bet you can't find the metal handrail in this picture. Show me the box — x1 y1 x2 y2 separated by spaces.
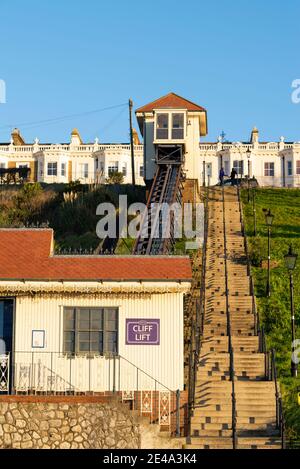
187 186 209 441
222 186 237 450
271 349 286 448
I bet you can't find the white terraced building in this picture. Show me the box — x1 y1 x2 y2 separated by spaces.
199 128 300 188
0 128 145 185
1 99 300 187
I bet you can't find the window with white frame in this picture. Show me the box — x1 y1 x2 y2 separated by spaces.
224 161 230 176
172 113 184 139
61 162 66 177
139 165 144 177
296 161 300 175
156 112 185 140
156 113 169 139
233 160 244 176
287 161 293 176
264 162 275 177
63 307 118 355
79 163 89 178
122 163 127 176
47 162 57 176
108 162 118 175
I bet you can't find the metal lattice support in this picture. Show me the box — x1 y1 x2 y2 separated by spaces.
141 391 152 413
159 391 170 426
0 354 9 392
15 364 30 393
122 390 134 401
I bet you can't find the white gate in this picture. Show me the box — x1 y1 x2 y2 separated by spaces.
0 354 10 392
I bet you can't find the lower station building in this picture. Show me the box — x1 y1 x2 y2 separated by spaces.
0 229 192 428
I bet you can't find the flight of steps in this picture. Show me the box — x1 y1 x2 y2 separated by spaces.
184 187 281 450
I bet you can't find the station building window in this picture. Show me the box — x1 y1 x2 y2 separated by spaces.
63 307 118 355
156 113 169 139
156 112 185 140
172 113 184 139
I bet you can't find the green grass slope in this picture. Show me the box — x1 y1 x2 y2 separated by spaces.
241 188 300 439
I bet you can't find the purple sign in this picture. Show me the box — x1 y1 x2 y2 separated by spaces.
126 319 160 345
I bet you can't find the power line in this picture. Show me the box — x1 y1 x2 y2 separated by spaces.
0 102 128 131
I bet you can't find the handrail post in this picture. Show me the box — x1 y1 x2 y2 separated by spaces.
112 354 116 394
187 350 193 443
176 389 180 437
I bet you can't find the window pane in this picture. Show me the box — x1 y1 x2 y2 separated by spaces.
64 341 75 353
64 331 75 342
172 112 184 139
90 332 103 352
156 113 168 139
90 341 100 352
79 341 90 352
157 114 168 129
106 332 117 353
90 331 100 342
105 309 118 331
64 309 75 330
91 309 103 330
172 113 184 128
64 331 75 353
78 331 89 342
78 309 90 330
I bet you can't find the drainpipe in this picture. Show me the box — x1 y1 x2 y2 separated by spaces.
282 155 286 188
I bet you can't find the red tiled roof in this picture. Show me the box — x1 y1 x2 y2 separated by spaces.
0 229 192 281
136 92 206 113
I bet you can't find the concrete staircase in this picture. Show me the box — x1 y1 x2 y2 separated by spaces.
184 187 281 450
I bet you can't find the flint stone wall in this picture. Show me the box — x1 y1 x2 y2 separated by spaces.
0 401 140 449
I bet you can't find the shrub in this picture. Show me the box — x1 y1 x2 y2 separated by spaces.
249 236 264 267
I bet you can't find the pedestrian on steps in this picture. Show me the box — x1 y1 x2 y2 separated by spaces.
230 167 237 186
219 167 225 186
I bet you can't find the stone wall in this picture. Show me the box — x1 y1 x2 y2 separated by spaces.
0 400 140 449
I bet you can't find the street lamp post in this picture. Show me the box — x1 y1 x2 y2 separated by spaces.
265 208 275 297
246 148 251 202
284 246 298 378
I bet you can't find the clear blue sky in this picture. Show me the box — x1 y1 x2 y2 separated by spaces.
0 0 299 144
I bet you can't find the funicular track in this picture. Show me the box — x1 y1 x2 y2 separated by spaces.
184 186 283 450
132 162 184 255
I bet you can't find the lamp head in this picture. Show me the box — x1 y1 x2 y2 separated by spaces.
265 208 274 227
284 245 298 271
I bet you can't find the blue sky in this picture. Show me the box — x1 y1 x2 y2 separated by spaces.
0 0 299 144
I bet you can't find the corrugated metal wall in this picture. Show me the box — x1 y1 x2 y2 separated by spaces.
14 292 184 392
